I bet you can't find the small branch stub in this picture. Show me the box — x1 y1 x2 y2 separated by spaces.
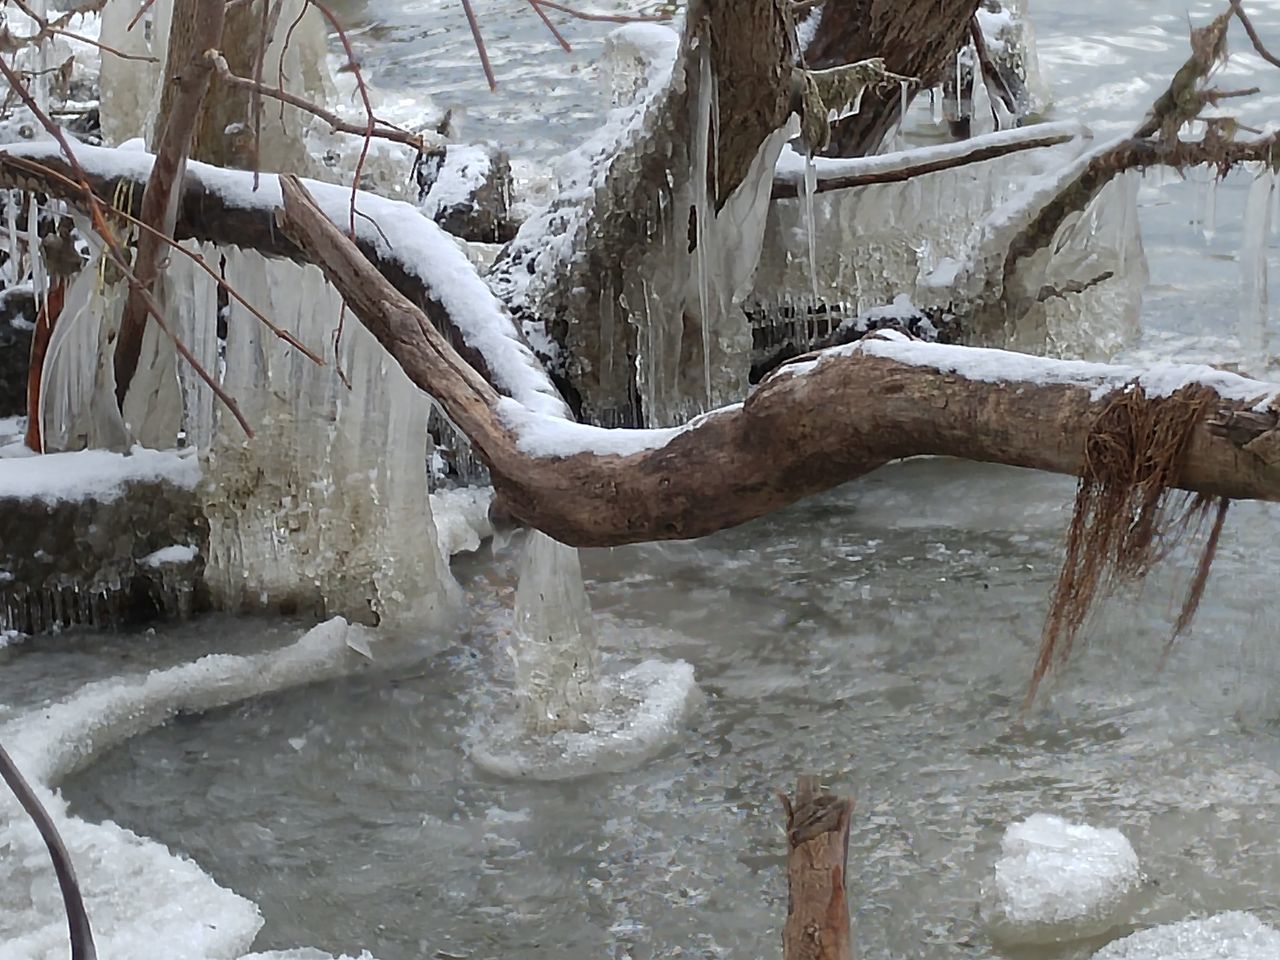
780 776 853 960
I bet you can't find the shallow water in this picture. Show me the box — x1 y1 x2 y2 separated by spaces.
12 1 1280 958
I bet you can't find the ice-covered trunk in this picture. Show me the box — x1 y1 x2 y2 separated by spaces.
512 530 601 734
488 1 794 427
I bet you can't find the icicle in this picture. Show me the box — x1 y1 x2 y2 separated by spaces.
1238 168 1274 367
931 85 943 125
510 531 601 734
1204 173 1218 242
802 153 821 306
692 40 715 408
27 197 45 318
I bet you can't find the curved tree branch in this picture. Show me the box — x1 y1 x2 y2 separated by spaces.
276 174 1280 548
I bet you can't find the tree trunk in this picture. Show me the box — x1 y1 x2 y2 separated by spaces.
781 777 853 960
805 0 980 157
114 0 225 408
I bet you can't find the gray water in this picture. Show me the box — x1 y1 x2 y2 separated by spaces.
16 1 1280 958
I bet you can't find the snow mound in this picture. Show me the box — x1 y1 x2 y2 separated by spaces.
981 813 1142 945
0 446 200 504
469 659 702 781
1091 912 1280 960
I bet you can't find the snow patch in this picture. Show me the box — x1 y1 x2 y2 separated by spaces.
1090 913 1280 959
800 331 1280 407
982 813 1142 945
0 446 199 504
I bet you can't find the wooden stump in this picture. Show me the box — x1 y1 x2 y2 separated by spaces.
780 776 854 960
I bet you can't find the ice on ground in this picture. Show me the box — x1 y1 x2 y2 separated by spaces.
0 618 386 960
0 446 199 504
1091 912 1280 959
981 813 1142 945
469 659 702 781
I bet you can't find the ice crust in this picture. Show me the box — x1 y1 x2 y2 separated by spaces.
1090 912 1280 960
0 618 388 960
982 813 1142 945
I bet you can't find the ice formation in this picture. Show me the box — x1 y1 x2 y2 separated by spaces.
1090 912 1280 960
981 813 1142 945
178 247 458 628
470 658 703 782
0 618 384 960
1238 166 1274 370
511 530 602 734
469 530 703 779
757 125 1147 362
97 0 330 173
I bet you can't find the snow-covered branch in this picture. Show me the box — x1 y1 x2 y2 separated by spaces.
278 174 1280 548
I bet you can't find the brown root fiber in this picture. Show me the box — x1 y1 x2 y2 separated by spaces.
1027 383 1231 707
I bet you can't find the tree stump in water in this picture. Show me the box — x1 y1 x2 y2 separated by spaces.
780 776 854 960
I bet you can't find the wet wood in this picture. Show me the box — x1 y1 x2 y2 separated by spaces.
780 776 853 960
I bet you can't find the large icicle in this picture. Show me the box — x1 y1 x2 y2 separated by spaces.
1238 167 1275 369
173 250 459 630
511 530 601 734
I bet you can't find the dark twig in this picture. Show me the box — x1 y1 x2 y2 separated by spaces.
461 0 497 91
1230 0 1280 68
526 0 572 52
0 742 97 959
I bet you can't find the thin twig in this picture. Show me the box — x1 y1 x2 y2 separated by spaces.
9 0 158 62
0 742 97 960
302 0 375 238
126 0 158 31
1230 0 1280 68
206 51 433 152
461 0 497 90
526 0 572 52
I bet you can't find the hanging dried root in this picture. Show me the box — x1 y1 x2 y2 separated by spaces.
1027 383 1231 706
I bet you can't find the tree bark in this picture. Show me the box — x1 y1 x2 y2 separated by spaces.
113 0 225 407
277 174 1280 549
805 0 980 157
781 777 853 960
488 0 797 427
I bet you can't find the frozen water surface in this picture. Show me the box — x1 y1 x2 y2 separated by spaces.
6 1 1280 959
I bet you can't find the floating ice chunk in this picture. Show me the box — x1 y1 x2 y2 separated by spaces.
1091 912 1280 960
981 813 1142 945
469 659 702 781
430 487 495 558
140 544 198 568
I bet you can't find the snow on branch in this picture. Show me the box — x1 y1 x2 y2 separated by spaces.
276 174 1280 549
